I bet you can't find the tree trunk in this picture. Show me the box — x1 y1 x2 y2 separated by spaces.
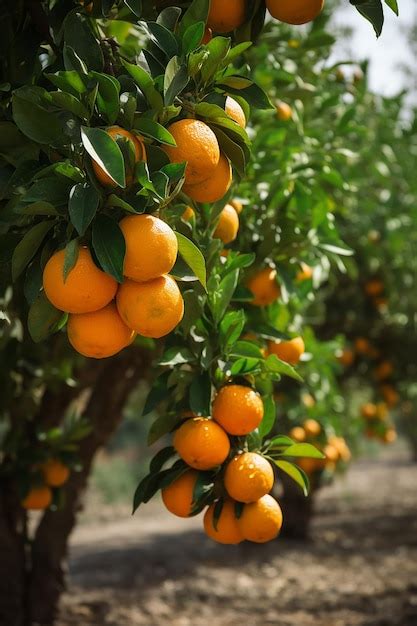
279 474 318 540
27 345 151 625
0 345 152 626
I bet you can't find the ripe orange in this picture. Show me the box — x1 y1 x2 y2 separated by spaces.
21 486 52 511
302 393 315 408
382 428 397 444
266 0 324 25
328 436 351 462
247 267 280 306
354 337 372 355
289 426 306 442
42 459 70 487
361 403 377 419
43 247 117 314
230 198 243 214
164 119 220 185
268 336 305 365
183 153 232 203
117 275 184 339
161 470 199 517
381 385 399 408
238 494 283 543
92 126 146 187
365 279 384 297
323 444 339 464
204 500 243 545
276 101 292 121
173 417 230 470
296 262 313 282
212 385 264 436
182 206 195 221
213 204 239 244
119 214 178 282
224 452 274 503
303 419 321 437
225 97 246 128
207 0 246 33
375 361 393 381
68 303 135 358
337 348 354 367
376 402 388 421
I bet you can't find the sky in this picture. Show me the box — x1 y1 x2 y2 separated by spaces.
331 0 415 97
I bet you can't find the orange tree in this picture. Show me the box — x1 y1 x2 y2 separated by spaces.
0 0 399 623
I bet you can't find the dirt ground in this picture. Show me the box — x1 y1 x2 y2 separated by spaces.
59 447 417 626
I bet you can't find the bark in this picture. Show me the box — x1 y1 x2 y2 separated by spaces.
27 346 151 625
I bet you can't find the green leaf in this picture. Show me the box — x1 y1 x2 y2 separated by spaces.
90 72 121 125
280 443 325 459
274 460 309 496
218 80 274 109
201 37 231 83
158 347 195 366
180 0 210 34
258 396 275 438
148 413 180 445
63 239 80 282
64 12 104 70
12 88 63 145
209 268 239 324
189 372 212 416
384 0 398 14
28 292 66 343
92 214 126 283
264 354 303 382
182 22 205 55
149 446 176 473
219 310 246 350
175 232 207 290
49 91 89 120
81 126 126 188
133 118 176 146
68 182 100 236
124 0 142 17
164 57 190 106
12 221 55 281
350 0 384 37
46 71 87 96
147 22 179 58
24 177 71 206
142 371 171 415
229 340 263 358
24 259 43 305
121 61 164 110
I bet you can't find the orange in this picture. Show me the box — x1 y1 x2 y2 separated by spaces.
303 419 321 437
376 402 388 421
42 459 70 487
276 101 292 121
328 436 351 462
161 470 199 517
238 494 283 543
230 198 243 214
182 206 195 221
213 204 239 244
43 247 117 314
266 0 324 25
117 275 183 339
225 97 246 128
382 428 397 444
68 303 135 358
268 336 305 365
354 337 372 355
365 279 384 297
207 0 246 33
361 403 377 419
173 417 230 470
164 119 220 185
224 452 274 503
212 385 264 436
302 393 315 408
247 267 280 306
289 426 306 442
21 486 52 511
119 214 178 282
296 262 313 282
381 385 399 408
337 348 354 367
323 444 339 464
375 361 393 381
183 153 232 203
201 26 213 44
204 500 243 545
92 126 146 187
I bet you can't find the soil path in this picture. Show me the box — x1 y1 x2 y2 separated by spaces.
59 452 417 626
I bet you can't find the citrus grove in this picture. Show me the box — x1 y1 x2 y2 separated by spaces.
0 0 402 624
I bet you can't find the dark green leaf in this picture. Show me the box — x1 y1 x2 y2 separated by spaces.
12 221 54 281
28 292 66 343
175 232 207 290
92 214 126 283
63 239 80 282
274 460 309 496
189 372 212 416
68 182 100 236
81 126 126 188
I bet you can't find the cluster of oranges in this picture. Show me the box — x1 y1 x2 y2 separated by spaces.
161 385 284 544
364 277 387 312
21 459 70 510
43 214 183 358
361 402 397 444
289 419 351 475
206 0 324 33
